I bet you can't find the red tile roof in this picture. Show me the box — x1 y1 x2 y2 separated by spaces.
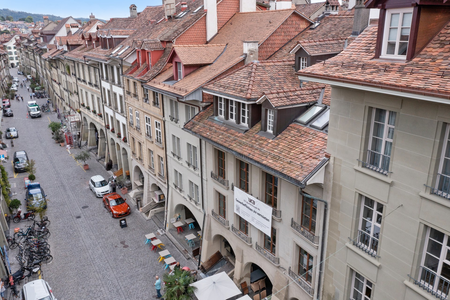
298 22 450 99
262 87 323 108
185 105 328 185
295 2 325 19
173 44 226 65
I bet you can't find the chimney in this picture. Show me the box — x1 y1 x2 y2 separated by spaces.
163 0 176 19
205 0 218 41
243 41 258 64
130 4 137 18
351 0 370 36
89 13 95 20
43 16 49 26
181 2 188 11
240 0 256 12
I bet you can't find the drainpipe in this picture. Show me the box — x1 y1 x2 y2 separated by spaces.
162 96 169 230
300 191 328 300
197 137 206 269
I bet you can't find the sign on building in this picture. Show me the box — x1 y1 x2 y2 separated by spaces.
234 187 272 236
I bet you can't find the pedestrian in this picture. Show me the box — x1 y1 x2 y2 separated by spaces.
30 94 32 99
174 262 181 270
27 87 29 92
110 179 116 193
154 275 162 299
0 278 5 300
21 96 23 102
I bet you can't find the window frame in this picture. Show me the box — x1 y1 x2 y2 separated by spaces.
267 109 274 133
217 150 226 179
189 181 199 202
218 97 225 118
218 192 226 219
381 8 414 59
185 105 196 123
177 62 183 80
145 116 152 138
238 160 249 192
264 227 277 255
135 111 140 129
187 143 198 169
357 196 384 256
301 193 317 235
158 155 164 177
172 135 181 157
128 107 133 126
435 124 450 196
229 100 237 122
350 271 373 300
241 103 249 126
298 247 314 284
238 216 249 235
174 169 183 190
299 57 307 70
265 173 278 208
155 120 162 144
149 150 155 170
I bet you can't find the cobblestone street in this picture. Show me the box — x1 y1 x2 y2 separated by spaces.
4 68 196 300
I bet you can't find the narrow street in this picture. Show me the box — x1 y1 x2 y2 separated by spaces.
4 68 196 299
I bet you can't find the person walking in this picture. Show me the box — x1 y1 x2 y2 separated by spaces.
154 275 162 299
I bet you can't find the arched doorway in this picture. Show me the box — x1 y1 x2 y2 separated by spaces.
88 122 98 148
81 117 88 142
121 147 129 175
242 262 273 298
212 234 236 262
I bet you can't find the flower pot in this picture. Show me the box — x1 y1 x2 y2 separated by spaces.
83 164 89 170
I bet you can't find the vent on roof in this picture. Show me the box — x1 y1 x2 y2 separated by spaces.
117 45 129 56
310 22 320 29
175 11 188 19
111 45 123 55
193 5 203 13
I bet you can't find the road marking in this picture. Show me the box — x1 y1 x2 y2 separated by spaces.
70 153 86 172
47 116 51 123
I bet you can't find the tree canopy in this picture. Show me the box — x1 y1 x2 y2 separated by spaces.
25 16 33 23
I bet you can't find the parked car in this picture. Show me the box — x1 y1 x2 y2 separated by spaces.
17 71 23 75
102 193 131 218
27 75 32 80
13 77 19 83
26 183 47 211
10 85 17 91
3 99 10 109
89 175 111 197
13 150 29 173
22 279 57 300
5 127 18 139
3 108 13 117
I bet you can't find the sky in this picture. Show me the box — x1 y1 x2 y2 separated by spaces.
4 0 326 21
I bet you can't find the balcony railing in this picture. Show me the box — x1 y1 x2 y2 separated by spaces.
144 97 149 104
351 229 379 258
408 266 450 300
231 224 252 245
153 101 159 107
427 173 450 200
272 207 282 219
211 209 229 228
288 267 314 297
171 152 181 161
211 171 229 188
255 242 279 266
187 194 199 205
359 149 391 175
186 161 198 171
291 218 319 245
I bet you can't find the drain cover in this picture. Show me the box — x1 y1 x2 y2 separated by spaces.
82 206 88 209
75 216 81 219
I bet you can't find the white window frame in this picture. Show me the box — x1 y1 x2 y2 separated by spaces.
185 105 196 123
435 124 450 196
218 97 224 118
149 150 155 170
155 121 162 144
267 109 274 133
145 116 152 138
419 227 450 297
159 156 164 177
135 111 140 130
299 57 307 70
129 107 133 126
187 143 198 169
381 8 413 59
241 103 249 126
367 108 396 173
174 169 183 191
189 181 199 203
177 62 183 80
170 99 179 119
357 196 383 256
172 135 181 157
229 100 236 122
350 270 373 300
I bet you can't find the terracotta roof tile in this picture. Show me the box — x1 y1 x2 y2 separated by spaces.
174 44 226 65
295 2 325 19
185 105 328 184
263 87 323 108
299 22 450 98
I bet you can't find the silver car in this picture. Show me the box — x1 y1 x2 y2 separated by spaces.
22 279 57 300
5 127 18 139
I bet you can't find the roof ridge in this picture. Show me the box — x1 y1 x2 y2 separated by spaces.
245 62 258 99
264 86 322 95
173 44 227 48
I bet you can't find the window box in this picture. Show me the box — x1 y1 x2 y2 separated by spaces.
92 109 96 114
117 132 121 138
231 224 252 245
97 113 102 118
111 128 115 133
122 137 127 143
81 103 85 107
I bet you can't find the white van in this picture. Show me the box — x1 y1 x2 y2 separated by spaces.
22 279 57 300
27 101 41 118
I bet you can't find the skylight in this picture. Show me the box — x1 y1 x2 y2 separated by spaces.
176 11 187 19
296 105 325 124
111 45 123 55
117 46 129 56
193 5 203 13
311 109 330 130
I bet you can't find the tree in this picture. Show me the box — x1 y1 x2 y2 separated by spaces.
25 159 37 178
74 151 90 165
18 18 26 21
6 16 13 21
48 121 62 133
0 16 5 21
25 16 33 23
162 269 197 300
9 199 21 211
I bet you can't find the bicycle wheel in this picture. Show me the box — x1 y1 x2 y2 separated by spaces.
8 240 18 250
12 217 20 223
29 213 35 221
42 254 53 264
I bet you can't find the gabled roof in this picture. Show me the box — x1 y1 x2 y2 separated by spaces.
295 2 326 20
42 17 76 35
203 60 300 100
293 38 349 56
185 105 328 186
261 87 323 108
298 22 450 99
173 44 226 66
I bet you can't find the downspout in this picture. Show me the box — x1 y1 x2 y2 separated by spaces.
300 191 328 300
197 137 206 269
162 96 169 231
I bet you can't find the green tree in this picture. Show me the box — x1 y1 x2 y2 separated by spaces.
0 30 10 34
0 16 5 21
6 16 13 21
25 159 37 177
162 269 197 300
18 18 25 21
25 16 33 23
48 121 62 133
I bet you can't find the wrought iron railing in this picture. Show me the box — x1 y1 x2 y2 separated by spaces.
211 171 229 188
171 152 181 161
255 242 279 266
408 266 450 300
291 218 319 245
211 209 229 227
187 194 199 205
288 267 314 297
143 97 149 103
231 224 252 245
153 101 159 107
186 161 198 171
272 207 282 219
359 149 391 175
428 173 450 200
352 230 379 258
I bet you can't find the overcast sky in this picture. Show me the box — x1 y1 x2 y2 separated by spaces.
4 0 326 21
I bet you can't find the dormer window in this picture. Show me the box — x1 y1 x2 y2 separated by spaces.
267 109 274 133
176 62 183 80
218 97 225 118
299 57 307 70
229 100 236 122
382 8 413 58
241 103 249 126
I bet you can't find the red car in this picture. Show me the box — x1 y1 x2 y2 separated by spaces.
102 193 131 218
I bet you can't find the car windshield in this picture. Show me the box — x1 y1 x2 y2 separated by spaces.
16 158 27 164
95 180 108 187
110 198 125 206
30 107 39 112
30 193 44 201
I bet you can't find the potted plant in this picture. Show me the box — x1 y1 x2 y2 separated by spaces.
76 109 81 113
92 109 96 114
9 199 21 213
48 122 62 134
28 174 36 182
53 131 65 145
105 124 110 129
111 128 115 133
75 151 90 170
81 103 85 107
97 113 102 118
86 106 90 110
122 137 127 143
117 132 121 138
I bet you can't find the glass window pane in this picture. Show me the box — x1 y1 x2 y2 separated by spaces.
387 42 396 55
430 228 445 243
398 42 408 56
390 13 399 27
427 239 443 258
372 123 384 138
424 254 439 272
400 28 410 41
402 13 412 27
388 28 398 41
297 105 325 124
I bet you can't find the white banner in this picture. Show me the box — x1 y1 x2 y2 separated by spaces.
234 187 272 236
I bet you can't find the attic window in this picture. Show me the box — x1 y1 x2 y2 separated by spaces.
111 45 123 55
311 109 330 130
296 105 325 124
381 8 413 59
176 11 188 19
117 46 129 56
193 5 203 13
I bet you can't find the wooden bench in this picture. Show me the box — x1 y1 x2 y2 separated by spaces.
200 251 223 272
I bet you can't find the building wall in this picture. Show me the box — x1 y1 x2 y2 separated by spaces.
175 15 207 45
323 86 450 300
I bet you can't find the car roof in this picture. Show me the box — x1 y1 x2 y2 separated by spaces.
23 279 50 299
14 150 27 156
105 193 122 200
7 127 16 130
91 175 105 181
